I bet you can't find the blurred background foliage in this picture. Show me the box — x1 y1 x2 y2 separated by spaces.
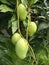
0 0 49 65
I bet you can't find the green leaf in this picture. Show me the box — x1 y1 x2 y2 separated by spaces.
23 21 28 28
28 0 38 6
12 20 18 34
0 34 16 63
30 0 38 4
17 59 32 65
0 5 13 12
36 49 47 65
0 34 14 50
21 0 27 6
0 57 13 65
46 45 49 56
7 0 16 5
0 0 16 5
8 14 18 34
38 22 49 31
0 0 10 5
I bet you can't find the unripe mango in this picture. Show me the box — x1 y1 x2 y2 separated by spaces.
12 33 21 44
15 38 28 59
28 22 37 36
18 4 27 21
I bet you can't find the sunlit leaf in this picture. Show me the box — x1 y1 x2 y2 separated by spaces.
0 5 13 12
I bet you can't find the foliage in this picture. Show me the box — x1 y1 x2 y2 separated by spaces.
0 0 49 65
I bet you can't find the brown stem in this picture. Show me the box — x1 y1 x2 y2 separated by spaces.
26 5 38 65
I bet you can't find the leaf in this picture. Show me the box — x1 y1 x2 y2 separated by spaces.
38 16 46 19
36 49 48 65
46 45 49 56
0 34 9 43
38 22 49 31
17 59 32 65
12 20 18 34
0 0 16 5
8 14 18 34
0 34 16 63
21 0 27 6
7 0 16 5
28 0 38 6
0 0 10 5
23 21 28 28
30 0 38 4
0 57 13 65
0 34 14 50
0 5 13 12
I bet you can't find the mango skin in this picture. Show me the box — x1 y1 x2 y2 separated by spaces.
15 38 28 59
18 4 27 21
28 22 37 36
12 33 21 44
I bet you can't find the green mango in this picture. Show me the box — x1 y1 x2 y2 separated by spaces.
28 22 37 36
15 38 28 59
12 33 21 44
18 4 27 21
